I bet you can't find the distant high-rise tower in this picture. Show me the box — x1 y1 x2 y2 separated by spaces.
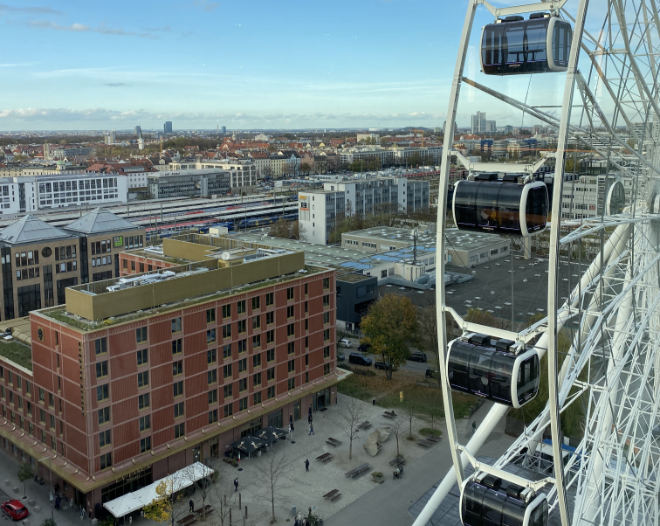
222 126 227 135
43 143 50 160
471 111 487 134
135 125 143 139
164 121 173 134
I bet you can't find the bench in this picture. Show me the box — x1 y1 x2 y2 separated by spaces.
323 489 341 502
417 438 434 448
326 437 342 447
358 421 372 430
382 410 397 419
178 514 197 526
345 463 371 479
195 505 213 519
316 452 334 463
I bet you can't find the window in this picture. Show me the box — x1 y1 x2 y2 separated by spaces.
172 339 182 355
208 370 217 384
253 372 262 387
253 354 261 368
324 363 331 375
266 312 274 325
138 393 150 409
288 359 295 373
100 453 112 470
98 407 110 425
238 358 247 373
137 348 148 366
287 287 294 300
323 312 330 324
96 360 108 379
252 334 261 348
174 401 184 418
238 339 247 353
239 398 248 411
174 423 185 438
324 346 330 358
253 391 262 404
224 404 233 417
267 386 275 399
267 367 275 381
222 304 231 318
288 342 295 354
323 277 330 289
266 330 274 343
287 323 295 337
140 436 151 453
173 360 183 376
171 317 182 333
267 349 275 362
136 327 147 343
223 364 232 378
287 305 294 318
288 378 295 391
223 384 233 397
137 371 149 388
266 292 274 305
173 381 183 397
237 320 246 334
251 296 260 310
139 415 150 431
238 378 247 392
222 325 231 339
207 348 217 364
209 409 218 423
38 388 45 402
94 338 107 355
304 283 308 295
207 328 216 344
208 389 218 404
206 308 215 324
237 300 246 314
99 429 111 448
323 295 330 306
252 316 261 330
222 344 232 359
97 384 109 401
323 329 330 341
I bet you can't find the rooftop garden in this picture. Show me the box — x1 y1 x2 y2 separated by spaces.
0 339 32 370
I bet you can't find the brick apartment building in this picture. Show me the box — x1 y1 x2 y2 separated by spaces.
0 234 338 515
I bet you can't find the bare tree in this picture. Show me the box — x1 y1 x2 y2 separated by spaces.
391 419 402 459
257 453 287 523
342 397 363 461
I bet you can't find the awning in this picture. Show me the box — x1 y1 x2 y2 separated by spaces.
103 461 214 518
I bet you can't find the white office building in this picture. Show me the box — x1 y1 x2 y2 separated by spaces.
297 191 346 245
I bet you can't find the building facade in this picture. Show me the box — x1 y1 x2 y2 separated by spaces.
0 235 338 514
147 170 231 199
297 191 346 245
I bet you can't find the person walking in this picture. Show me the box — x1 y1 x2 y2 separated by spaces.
234 478 239 492
189 499 194 513
305 458 309 472
309 423 314 435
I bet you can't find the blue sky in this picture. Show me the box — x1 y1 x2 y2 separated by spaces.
0 1 573 131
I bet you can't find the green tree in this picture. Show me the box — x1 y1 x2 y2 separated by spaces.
17 462 33 498
361 295 418 379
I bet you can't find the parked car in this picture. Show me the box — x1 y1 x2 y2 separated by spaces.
358 342 372 353
339 338 352 348
409 351 428 363
348 353 372 366
374 361 396 371
337 352 346 362
425 368 440 378
2 500 29 521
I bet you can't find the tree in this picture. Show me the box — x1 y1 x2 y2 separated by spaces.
17 462 33 498
342 397 363 461
361 295 418 379
143 480 175 524
257 453 287 523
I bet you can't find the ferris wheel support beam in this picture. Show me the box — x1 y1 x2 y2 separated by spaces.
546 2 590 526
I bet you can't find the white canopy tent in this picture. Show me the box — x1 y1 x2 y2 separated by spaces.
103 461 214 518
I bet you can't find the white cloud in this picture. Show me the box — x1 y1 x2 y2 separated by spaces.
28 19 158 38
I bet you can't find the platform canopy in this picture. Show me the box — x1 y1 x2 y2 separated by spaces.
103 461 214 518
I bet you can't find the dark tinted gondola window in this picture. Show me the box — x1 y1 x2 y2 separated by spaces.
455 182 479 228
553 22 572 66
498 184 522 232
526 186 548 232
525 21 548 63
530 500 548 526
505 24 525 64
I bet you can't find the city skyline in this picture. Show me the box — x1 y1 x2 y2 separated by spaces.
0 1 575 131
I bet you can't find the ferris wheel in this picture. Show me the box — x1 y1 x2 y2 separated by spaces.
414 1 660 525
